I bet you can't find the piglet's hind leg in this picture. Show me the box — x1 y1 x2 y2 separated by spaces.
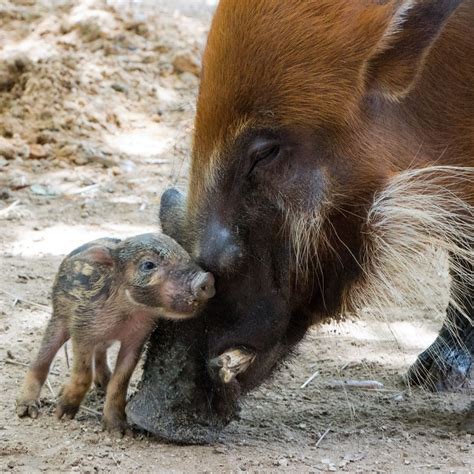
102 341 143 436
94 343 112 393
56 339 93 420
16 318 69 419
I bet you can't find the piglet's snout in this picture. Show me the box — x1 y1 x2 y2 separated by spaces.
191 272 215 301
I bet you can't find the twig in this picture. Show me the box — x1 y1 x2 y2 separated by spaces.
300 370 320 389
414 465 441 469
65 184 100 196
0 288 50 312
46 378 56 398
64 343 70 369
314 426 331 448
80 406 101 417
0 200 20 216
123 452 141 467
340 361 351 371
327 380 384 390
4 359 61 376
144 158 170 165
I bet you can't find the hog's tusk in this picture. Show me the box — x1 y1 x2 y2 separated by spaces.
209 348 256 384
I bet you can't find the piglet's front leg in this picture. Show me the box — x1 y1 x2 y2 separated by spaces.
102 340 143 437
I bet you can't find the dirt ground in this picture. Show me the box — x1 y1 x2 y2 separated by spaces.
0 1 472 472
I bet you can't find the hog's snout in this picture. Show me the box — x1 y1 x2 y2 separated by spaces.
191 272 215 301
199 221 243 274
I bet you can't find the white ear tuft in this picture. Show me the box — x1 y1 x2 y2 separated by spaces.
366 0 463 101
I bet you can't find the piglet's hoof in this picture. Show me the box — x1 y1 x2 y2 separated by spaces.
55 400 80 420
102 416 131 438
16 399 40 419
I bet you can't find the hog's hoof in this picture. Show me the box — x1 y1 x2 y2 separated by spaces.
55 400 80 420
406 341 473 392
126 387 233 445
16 399 40 419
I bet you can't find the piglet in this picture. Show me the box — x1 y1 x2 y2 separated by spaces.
16 233 215 435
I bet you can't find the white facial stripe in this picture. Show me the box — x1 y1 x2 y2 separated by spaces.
125 289 150 308
124 289 195 320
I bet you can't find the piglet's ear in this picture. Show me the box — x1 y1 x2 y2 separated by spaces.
80 246 114 266
366 0 462 101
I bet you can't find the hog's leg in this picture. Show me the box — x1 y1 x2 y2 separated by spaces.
16 317 69 418
102 341 142 435
126 318 238 444
94 342 112 393
56 339 93 420
408 252 473 391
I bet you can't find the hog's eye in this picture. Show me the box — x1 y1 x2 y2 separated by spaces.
139 261 156 272
248 138 281 174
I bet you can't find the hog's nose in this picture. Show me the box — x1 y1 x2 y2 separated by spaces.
199 223 243 274
192 272 216 301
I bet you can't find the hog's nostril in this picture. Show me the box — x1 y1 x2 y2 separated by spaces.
192 272 215 301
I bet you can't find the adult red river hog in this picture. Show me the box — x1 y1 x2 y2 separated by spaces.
127 0 473 442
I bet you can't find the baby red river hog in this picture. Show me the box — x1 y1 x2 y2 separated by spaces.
16 233 215 435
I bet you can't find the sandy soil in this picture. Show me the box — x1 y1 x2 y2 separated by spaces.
0 1 472 472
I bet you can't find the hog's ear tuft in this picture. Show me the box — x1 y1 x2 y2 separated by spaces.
365 0 463 101
159 187 187 245
80 246 114 267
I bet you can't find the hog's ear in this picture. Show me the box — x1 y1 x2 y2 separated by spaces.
80 246 114 267
159 187 188 247
365 0 462 101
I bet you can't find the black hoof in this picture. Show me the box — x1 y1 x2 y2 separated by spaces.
407 310 473 391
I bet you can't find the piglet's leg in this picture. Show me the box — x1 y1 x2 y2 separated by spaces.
17 319 69 419
102 341 142 436
56 340 93 420
94 343 112 393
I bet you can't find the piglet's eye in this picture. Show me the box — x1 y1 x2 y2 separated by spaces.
140 261 156 272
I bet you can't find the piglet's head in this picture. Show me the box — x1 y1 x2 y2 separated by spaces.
112 233 215 320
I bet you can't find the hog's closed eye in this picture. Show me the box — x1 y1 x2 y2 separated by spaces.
140 261 157 272
248 138 281 174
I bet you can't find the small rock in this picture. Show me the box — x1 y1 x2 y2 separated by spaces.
30 184 58 196
213 447 227 455
179 71 198 87
111 83 128 93
0 136 29 160
172 52 200 76
119 160 135 173
275 458 289 467
0 188 11 200
343 452 367 463
29 144 48 159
